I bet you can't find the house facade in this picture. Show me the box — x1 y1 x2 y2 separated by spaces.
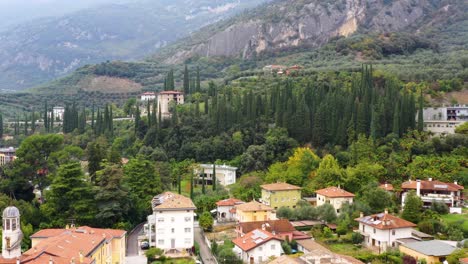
315 187 354 214
235 201 275 223
236 219 310 241
355 210 416 252
147 192 196 253
399 240 457 264
260 183 301 209
233 229 283 264
401 179 464 208
195 164 237 186
157 91 184 118
422 105 468 135
216 198 244 222
0 147 16 166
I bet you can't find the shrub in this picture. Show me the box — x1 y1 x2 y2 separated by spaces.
351 232 364 244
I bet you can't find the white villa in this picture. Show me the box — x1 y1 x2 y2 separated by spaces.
146 192 196 253
140 92 157 101
52 106 65 121
422 105 467 135
401 179 464 209
0 147 16 166
355 210 416 252
232 229 283 264
195 164 237 187
215 198 244 222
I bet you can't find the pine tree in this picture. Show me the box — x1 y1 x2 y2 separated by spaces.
417 89 424 132
183 64 190 95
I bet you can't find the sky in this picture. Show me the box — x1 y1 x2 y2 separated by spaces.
0 0 133 30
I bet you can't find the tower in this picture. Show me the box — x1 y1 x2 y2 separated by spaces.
2 206 23 259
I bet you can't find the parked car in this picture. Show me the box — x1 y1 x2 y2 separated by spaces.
140 241 149 250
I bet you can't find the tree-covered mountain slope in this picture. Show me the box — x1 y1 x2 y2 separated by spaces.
0 0 268 91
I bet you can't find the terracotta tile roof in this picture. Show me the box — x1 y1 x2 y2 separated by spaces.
30 229 66 238
30 226 126 240
401 180 464 192
460 257 468 264
159 91 183 95
23 231 104 264
379 183 394 191
235 201 273 212
232 229 282 252
239 219 295 234
216 198 244 207
315 187 355 198
152 192 196 210
261 183 301 191
0 257 17 264
355 212 416 230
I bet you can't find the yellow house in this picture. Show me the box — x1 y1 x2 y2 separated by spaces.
261 183 301 210
315 186 354 214
399 240 457 264
28 226 126 264
235 201 275 223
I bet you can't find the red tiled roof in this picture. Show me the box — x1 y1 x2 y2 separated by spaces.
232 229 282 252
159 91 183 95
239 219 296 234
355 212 416 230
235 201 273 212
379 183 394 191
216 198 244 206
261 183 301 191
401 180 464 192
315 187 355 198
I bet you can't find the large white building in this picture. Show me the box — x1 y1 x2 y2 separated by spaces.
315 187 354 214
401 179 464 208
157 91 184 119
0 147 16 167
232 229 283 264
140 92 157 101
147 192 196 253
195 164 238 187
355 210 416 252
52 106 65 121
422 105 467 135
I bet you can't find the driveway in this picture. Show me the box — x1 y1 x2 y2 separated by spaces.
194 222 217 264
126 223 147 264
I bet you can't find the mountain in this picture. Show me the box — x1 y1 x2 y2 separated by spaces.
0 0 268 91
154 0 467 64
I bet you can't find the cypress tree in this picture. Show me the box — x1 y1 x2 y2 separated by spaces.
196 66 201 93
50 111 54 132
134 106 140 135
190 173 194 200
392 101 400 136
183 64 190 95
24 113 28 135
44 101 49 132
417 89 424 132
151 101 157 126
212 163 216 191
31 111 36 133
147 101 151 128
178 173 181 194
204 97 209 115
0 113 3 138
201 173 206 195
158 104 162 128
91 104 95 129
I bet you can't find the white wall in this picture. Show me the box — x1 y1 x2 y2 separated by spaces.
234 239 282 264
153 210 195 251
217 205 236 222
359 223 413 251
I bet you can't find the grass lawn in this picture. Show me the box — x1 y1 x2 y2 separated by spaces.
440 213 468 233
327 243 374 257
151 258 195 264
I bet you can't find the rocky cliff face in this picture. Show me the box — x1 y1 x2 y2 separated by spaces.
0 0 268 91
162 0 462 64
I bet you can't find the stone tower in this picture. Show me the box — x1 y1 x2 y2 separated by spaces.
2 206 23 259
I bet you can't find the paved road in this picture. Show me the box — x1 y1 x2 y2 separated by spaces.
194 223 217 264
126 223 147 264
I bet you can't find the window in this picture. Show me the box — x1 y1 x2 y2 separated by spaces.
259 256 262 262
185 238 191 245
171 217 175 222
171 228 175 233
373 228 376 234
12 220 16 231
158 239 164 245
184 217 191 222
392 230 395 235
337 209 340 214
157 218 164 222
157 228 164 234
258 246 262 251
271 244 276 250
185 228 191 233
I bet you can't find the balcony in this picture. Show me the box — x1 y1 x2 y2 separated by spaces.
420 193 453 203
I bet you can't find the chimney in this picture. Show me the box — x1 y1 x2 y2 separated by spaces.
243 240 246 244
49 257 53 264
384 183 388 188
359 212 364 218
384 208 388 215
70 257 75 264
454 181 458 185
261 224 266 231
416 179 421 197
16 258 20 264
79 251 84 263
428 178 432 181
